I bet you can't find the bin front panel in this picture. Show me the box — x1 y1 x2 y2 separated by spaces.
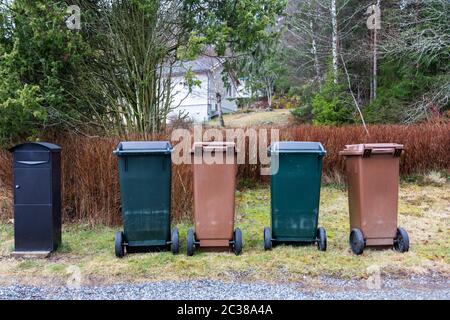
193 154 236 242
118 154 171 244
348 155 399 240
271 153 323 241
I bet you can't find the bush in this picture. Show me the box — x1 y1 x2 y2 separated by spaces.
289 83 316 122
291 103 313 122
0 123 448 225
0 1 93 145
290 78 354 125
311 76 354 125
0 84 45 145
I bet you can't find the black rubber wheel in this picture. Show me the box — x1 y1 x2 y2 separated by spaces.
349 228 365 255
171 228 179 254
115 231 125 258
187 228 195 256
233 228 243 255
316 227 327 251
394 227 410 253
263 227 272 251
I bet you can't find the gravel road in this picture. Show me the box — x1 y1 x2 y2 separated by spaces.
0 276 448 300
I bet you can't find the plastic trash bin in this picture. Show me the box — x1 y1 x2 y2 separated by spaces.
340 143 409 255
264 142 327 251
187 142 242 256
113 141 178 257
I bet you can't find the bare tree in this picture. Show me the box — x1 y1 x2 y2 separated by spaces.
80 0 186 136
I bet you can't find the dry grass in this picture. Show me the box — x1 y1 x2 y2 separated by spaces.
207 109 293 127
0 123 448 225
0 182 448 286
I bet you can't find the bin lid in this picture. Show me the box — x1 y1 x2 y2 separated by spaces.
339 143 404 157
191 142 237 153
114 141 172 155
9 142 61 153
269 142 326 155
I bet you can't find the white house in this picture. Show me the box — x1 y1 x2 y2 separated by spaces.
167 56 248 123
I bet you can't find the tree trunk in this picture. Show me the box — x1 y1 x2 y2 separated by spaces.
217 93 225 127
331 0 338 84
373 0 380 100
266 78 273 111
310 20 321 82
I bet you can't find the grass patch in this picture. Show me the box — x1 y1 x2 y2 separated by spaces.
0 182 448 286
207 109 292 127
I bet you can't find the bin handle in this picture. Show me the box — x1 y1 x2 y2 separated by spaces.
363 146 403 157
202 146 235 153
16 160 47 165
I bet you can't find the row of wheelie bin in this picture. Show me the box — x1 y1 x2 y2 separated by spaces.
112 140 409 257
113 141 243 257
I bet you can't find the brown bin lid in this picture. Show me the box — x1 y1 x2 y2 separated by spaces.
339 143 403 157
191 141 236 153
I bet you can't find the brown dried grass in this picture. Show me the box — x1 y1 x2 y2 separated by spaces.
0 123 448 225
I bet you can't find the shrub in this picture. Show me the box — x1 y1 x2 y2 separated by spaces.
0 123 448 225
311 76 354 125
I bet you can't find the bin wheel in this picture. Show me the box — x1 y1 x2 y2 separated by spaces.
263 227 272 251
233 228 243 255
394 227 409 253
316 227 327 251
115 231 125 258
349 228 365 255
171 228 179 255
187 228 195 256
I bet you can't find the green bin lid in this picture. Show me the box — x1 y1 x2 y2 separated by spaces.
114 141 172 155
269 141 326 155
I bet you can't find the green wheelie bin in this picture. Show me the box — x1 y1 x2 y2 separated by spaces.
113 141 178 257
264 142 327 251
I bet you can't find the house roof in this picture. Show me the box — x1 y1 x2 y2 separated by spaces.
170 56 221 75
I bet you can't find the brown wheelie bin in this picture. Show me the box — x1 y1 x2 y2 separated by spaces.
186 142 242 256
340 143 409 255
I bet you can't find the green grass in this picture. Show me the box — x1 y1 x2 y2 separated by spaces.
0 182 448 286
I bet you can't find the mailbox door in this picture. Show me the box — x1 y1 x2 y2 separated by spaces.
14 168 52 205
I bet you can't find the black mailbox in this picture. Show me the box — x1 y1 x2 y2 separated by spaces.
9 142 61 253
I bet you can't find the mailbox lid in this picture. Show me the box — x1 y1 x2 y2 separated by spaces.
10 142 61 168
10 142 61 153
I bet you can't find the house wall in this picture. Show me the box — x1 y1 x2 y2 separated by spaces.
167 68 239 123
167 73 210 123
